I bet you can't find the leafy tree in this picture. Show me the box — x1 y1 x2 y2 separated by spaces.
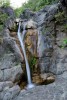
0 0 10 7
15 0 59 17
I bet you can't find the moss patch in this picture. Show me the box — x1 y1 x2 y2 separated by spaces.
55 11 67 24
0 12 9 32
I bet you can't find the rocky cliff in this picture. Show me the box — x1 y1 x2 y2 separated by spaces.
0 1 67 100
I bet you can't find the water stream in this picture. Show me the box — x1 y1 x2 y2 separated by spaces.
17 22 35 89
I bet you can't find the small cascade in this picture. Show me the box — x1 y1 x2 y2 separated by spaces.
17 22 35 89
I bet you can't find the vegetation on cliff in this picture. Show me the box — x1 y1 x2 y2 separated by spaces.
15 0 59 17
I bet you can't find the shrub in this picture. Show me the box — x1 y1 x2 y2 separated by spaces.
0 0 10 7
63 39 67 46
0 12 9 24
0 12 9 32
55 12 65 24
61 24 67 32
29 56 37 69
14 0 59 17
0 25 3 32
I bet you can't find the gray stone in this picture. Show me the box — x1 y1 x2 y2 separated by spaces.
26 19 37 29
4 17 15 30
0 81 13 92
14 78 67 100
3 37 23 62
0 53 16 70
37 30 45 58
20 9 36 19
0 70 3 81
4 64 23 82
0 6 15 17
3 85 20 100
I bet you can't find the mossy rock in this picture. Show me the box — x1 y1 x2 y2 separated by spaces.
0 37 3 44
55 11 67 24
0 25 3 32
0 12 9 24
61 24 67 32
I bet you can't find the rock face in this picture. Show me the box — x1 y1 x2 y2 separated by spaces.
0 6 15 17
13 74 67 100
0 24 23 83
20 3 67 76
25 20 38 57
60 0 67 7
19 2 67 82
0 2 67 100
21 3 60 74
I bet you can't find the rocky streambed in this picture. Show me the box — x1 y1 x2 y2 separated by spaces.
0 1 67 100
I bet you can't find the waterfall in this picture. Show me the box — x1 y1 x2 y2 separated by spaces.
17 22 35 89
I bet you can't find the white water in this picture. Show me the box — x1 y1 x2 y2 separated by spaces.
17 22 35 89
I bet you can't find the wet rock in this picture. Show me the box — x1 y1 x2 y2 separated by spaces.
46 76 55 84
15 18 20 23
32 74 43 85
40 73 55 84
25 28 38 57
37 29 46 58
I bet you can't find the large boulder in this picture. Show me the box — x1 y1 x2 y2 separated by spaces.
0 6 15 17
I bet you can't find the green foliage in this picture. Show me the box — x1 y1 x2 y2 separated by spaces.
63 39 67 46
0 25 3 31
0 12 9 32
55 12 65 24
0 0 10 32
14 7 23 17
15 0 58 17
0 0 10 7
21 0 57 11
60 39 67 48
0 37 3 44
29 56 37 68
61 24 67 32
0 12 8 24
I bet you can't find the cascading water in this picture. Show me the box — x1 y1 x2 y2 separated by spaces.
17 22 35 89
